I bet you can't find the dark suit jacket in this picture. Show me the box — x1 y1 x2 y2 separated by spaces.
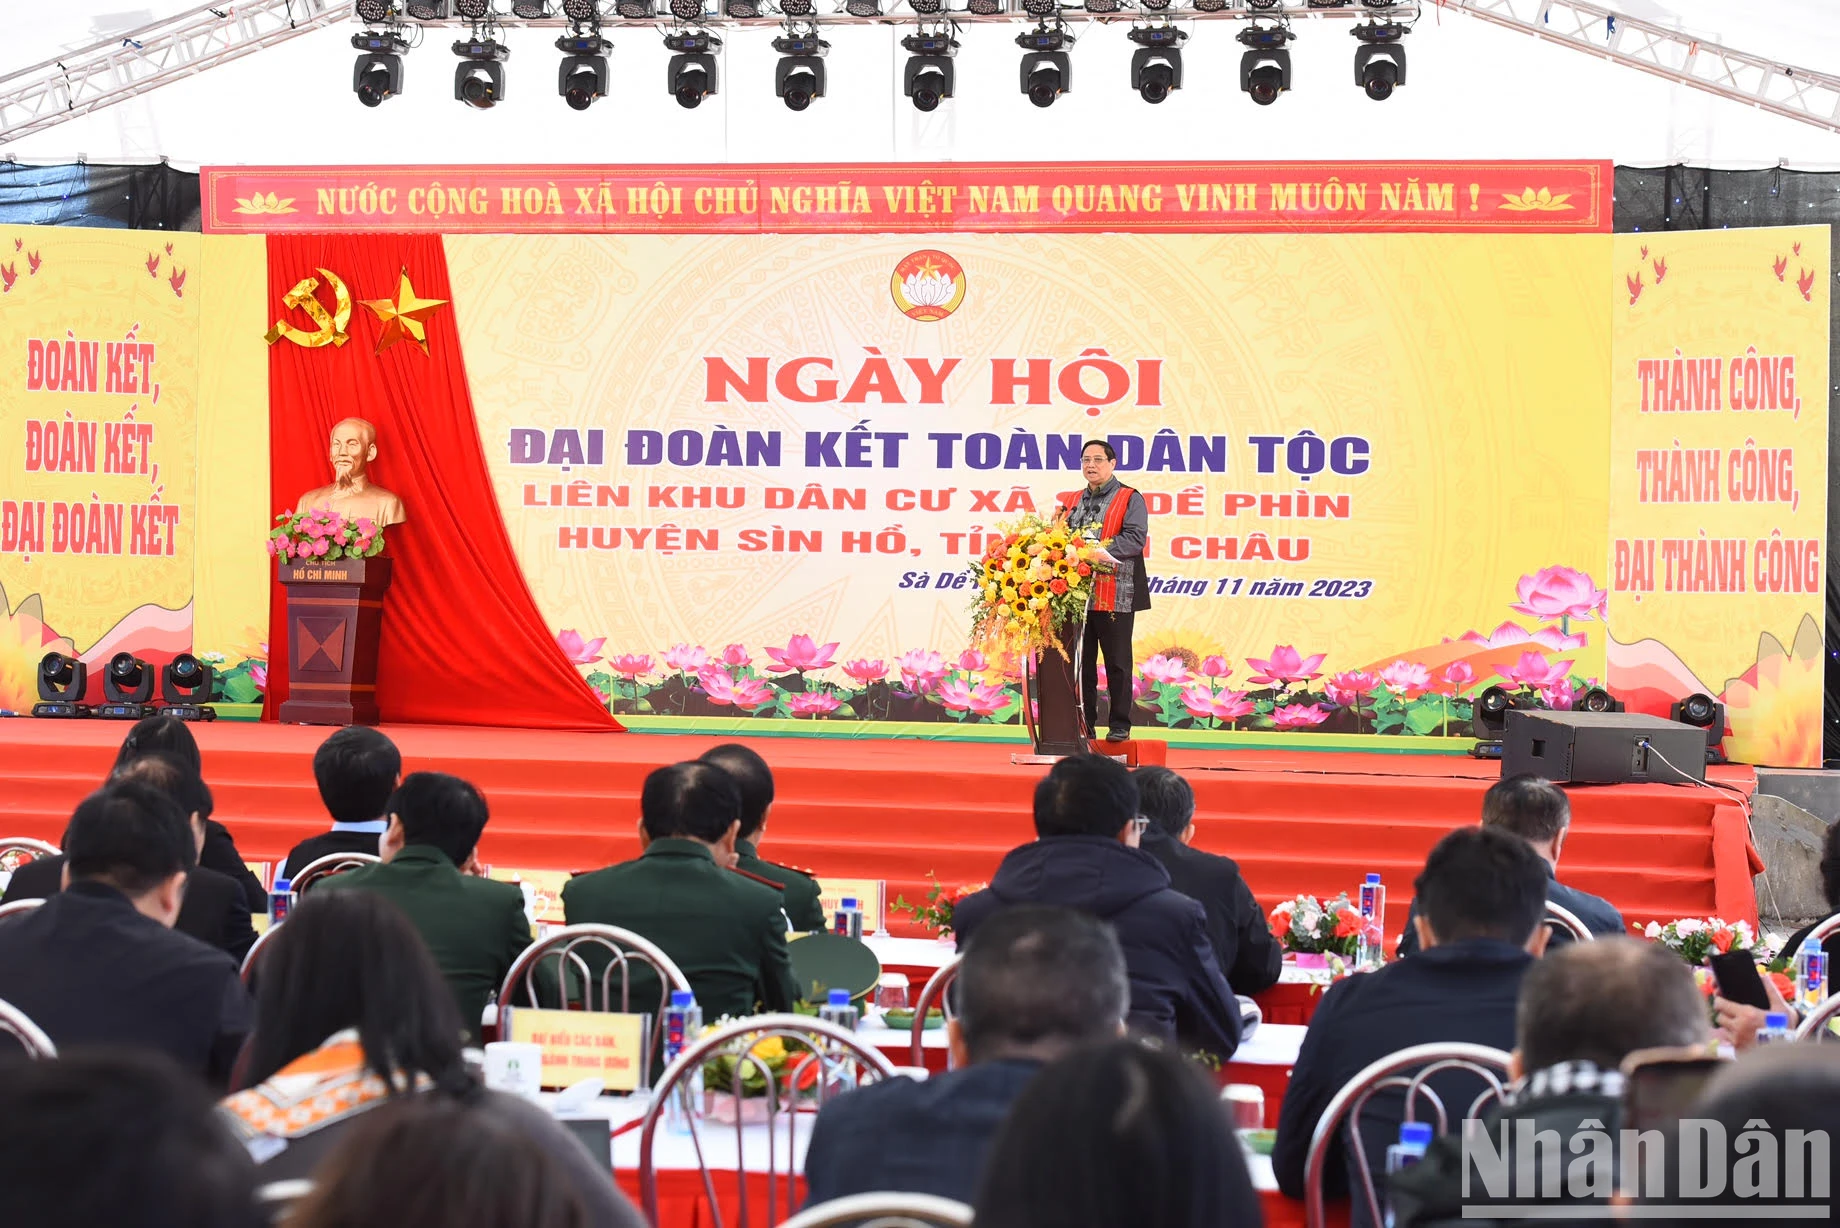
281 829 386 882
1271 939 1532 1228
735 838 825 932
952 836 1241 1059
200 819 267 913
563 838 801 1022
2 855 257 964
1140 827 1283 995
0 880 251 1086
1395 865 1625 958
319 845 531 1043
803 1059 1043 1205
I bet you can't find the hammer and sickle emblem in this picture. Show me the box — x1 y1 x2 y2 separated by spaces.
263 268 354 348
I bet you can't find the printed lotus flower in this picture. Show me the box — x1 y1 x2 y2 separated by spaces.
1181 684 1254 723
1376 659 1432 699
938 678 1010 718
663 643 710 674
1246 645 1326 687
1722 617 1824 768
843 658 888 684
700 667 775 710
0 586 77 714
1271 703 1332 730
608 653 654 679
902 270 957 309
766 634 838 673
556 629 606 665
1457 621 1587 652
1540 681 1577 711
1139 654 1192 686
898 650 950 694
1437 661 1476 696
249 662 268 693
957 649 988 674
1100 665 1152 701
786 691 842 718
1497 651 1574 691
1509 566 1606 623
1199 655 1232 679
1324 671 1379 707
721 644 752 668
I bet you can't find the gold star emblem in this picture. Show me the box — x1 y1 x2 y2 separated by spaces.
360 269 447 356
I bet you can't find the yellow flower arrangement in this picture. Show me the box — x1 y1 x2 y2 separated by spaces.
967 513 1103 663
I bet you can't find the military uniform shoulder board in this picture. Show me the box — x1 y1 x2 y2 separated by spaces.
730 866 787 891
771 861 819 879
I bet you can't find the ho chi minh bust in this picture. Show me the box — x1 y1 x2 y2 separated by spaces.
296 417 407 528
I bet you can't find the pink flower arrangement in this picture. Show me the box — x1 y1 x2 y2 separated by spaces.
843 658 889 684
269 508 386 564
1458 621 1587 653
1271 703 1332 729
1181 684 1254 723
1324 670 1378 707
608 653 653 679
1497 650 1575 691
1139 654 1192 686
1376 659 1432 699
720 644 752 668
786 691 842 718
556 629 606 665
938 678 1011 718
1510 566 1606 623
766 634 838 673
898 650 950 694
1199 655 1232 678
1246 645 1327 687
663 643 709 674
957 649 988 674
700 667 774 709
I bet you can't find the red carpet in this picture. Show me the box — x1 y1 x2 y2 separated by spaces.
0 721 1761 936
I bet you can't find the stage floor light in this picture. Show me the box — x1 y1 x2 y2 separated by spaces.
33 652 89 719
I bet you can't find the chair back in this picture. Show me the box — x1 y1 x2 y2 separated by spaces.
255 1179 313 1224
0 837 60 866
1303 1041 1512 1228
0 898 46 921
0 995 57 1059
776 1193 974 1228
1793 993 1840 1041
1804 911 1840 949
240 924 282 985
290 852 379 895
638 1014 899 1228
909 957 959 1068
498 923 691 1076
1544 901 1594 944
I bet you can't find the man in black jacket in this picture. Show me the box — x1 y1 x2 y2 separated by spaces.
1273 827 1551 1228
280 726 402 881
1135 765 1282 995
0 782 252 1087
803 905 1130 1205
1387 937 1709 1228
1397 775 1624 958
952 754 1241 1059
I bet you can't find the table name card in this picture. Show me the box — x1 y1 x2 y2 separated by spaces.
816 878 885 933
501 1006 649 1091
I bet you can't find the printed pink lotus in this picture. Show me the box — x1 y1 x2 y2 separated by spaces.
766 634 838 673
1510 566 1606 624
1498 651 1574 690
938 678 1010 718
843 658 888 684
1324 670 1378 707
957 649 988 674
720 643 752 668
898 650 950 694
663 643 709 673
786 692 842 717
608 653 653 679
1438 661 1476 695
700 667 774 709
1181 685 1254 723
1247 645 1326 687
1377 659 1432 699
1271 703 1332 729
1458 621 1586 653
1199 655 1232 678
557 629 606 665
1139 654 1192 686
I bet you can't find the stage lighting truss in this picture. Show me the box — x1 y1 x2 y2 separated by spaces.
406 0 1423 26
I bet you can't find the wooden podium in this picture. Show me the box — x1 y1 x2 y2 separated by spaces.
1019 616 1088 759
278 557 391 726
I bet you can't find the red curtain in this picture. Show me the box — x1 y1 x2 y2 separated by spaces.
264 234 618 731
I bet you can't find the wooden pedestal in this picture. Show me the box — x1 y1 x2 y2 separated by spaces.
1021 618 1088 758
278 556 391 726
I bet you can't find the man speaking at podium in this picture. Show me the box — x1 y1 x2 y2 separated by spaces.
1055 440 1150 744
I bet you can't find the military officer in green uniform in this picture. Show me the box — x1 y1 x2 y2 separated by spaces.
700 743 825 932
564 761 801 1021
319 772 531 1044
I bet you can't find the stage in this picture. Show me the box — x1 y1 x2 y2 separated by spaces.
0 721 1763 937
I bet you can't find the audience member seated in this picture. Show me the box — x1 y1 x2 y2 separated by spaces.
283 1093 608 1228
972 1039 1264 1228
222 890 644 1228
803 905 1130 1205
563 761 799 1020
2 755 257 962
319 771 531 1044
1398 775 1624 957
0 1051 260 1228
1134 765 1282 995
1387 937 1711 1227
1778 818 1840 966
1681 1046 1840 1226
952 755 1242 1059
281 726 403 881
0 781 251 1086
699 742 825 931
1273 826 1551 1226
112 713 265 911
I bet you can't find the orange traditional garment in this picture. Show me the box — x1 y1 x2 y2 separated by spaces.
221 1029 430 1143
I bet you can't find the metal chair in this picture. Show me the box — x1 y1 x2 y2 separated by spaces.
1804 911 1840 948
0 898 46 920
1303 1041 1512 1228
1544 901 1594 944
497 923 691 1080
909 957 959 1068
289 852 379 895
255 1179 313 1224
638 1014 899 1228
776 1192 974 1228
1793 993 1840 1041
240 924 282 984
0 996 58 1059
0 837 60 865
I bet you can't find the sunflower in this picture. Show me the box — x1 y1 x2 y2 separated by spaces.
1008 556 1031 576
1134 633 1233 673
1030 581 1049 598
1010 598 1032 617
1053 559 1072 576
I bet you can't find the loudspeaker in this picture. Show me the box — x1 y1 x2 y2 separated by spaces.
1502 710 1708 785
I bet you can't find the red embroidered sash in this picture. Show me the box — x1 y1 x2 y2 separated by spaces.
1092 485 1136 613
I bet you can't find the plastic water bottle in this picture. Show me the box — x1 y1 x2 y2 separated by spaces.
1382 1121 1433 1227
833 897 864 939
1756 1012 1793 1045
267 878 293 927
1357 873 1386 969
818 987 860 1032
1796 937 1828 1013
662 990 702 1132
